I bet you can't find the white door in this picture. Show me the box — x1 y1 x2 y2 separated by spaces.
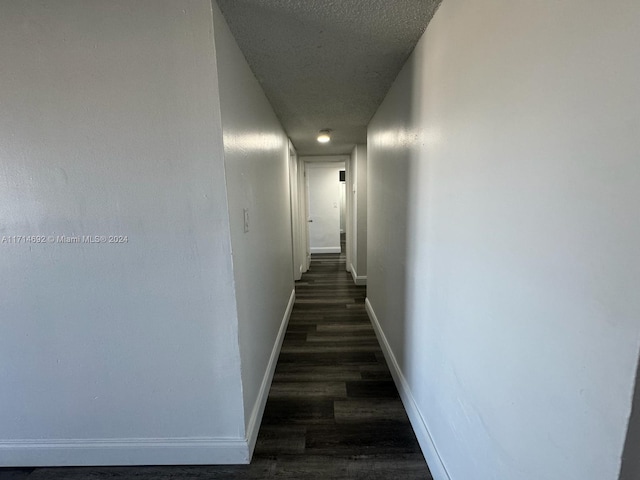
306 163 342 254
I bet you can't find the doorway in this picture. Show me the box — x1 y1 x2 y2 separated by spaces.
305 162 345 255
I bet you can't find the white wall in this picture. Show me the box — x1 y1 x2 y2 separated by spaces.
0 0 247 465
211 0 295 453
298 157 311 272
340 180 346 234
288 142 305 280
304 162 344 254
366 1 640 480
345 158 353 272
349 144 368 285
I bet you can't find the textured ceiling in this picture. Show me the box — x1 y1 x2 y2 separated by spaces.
216 0 442 155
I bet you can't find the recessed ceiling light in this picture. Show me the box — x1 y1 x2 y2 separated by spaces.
317 130 331 143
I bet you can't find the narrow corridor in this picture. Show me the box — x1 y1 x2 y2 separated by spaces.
6 252 431 480
254 251 432 478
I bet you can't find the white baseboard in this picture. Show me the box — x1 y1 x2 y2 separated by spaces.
365 298 451 480
310 247 341 254
0 437 249 466
245 288 295 458
0 291 298 468
349 264 367 286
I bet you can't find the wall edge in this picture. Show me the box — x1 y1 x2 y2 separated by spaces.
349 264 367 286
365 297 451 480
245 288 296 458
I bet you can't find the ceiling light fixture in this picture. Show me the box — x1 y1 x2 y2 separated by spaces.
317 130 331 143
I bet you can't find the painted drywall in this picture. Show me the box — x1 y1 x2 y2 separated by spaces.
340 181 346 234
298 157 311 272
211 0 295 450
288 142 305 281
345 158 354 273
0 0 247 465
349 144 368 284
305 163 343 254
367 1 640 480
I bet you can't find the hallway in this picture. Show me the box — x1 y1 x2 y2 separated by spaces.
1 252 430 480
256 251 430 477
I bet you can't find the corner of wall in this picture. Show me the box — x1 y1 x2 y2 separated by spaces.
245 289 295 458
365 298 450 480
349 264 367 286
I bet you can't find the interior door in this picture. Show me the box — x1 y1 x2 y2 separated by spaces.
306 163 342 255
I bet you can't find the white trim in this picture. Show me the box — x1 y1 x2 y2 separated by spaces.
0 290 297 468
245 288 295 458
349 264 367 286
365 298 451 480
0 437 249 466
310 247 341 254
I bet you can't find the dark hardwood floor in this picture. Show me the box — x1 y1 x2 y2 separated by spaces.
1 247 431 479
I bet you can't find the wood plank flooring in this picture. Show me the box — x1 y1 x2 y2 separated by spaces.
0 250 431 480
